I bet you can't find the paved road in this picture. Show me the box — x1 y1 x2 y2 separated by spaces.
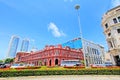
0 75 120 80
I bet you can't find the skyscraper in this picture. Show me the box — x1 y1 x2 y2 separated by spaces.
20 39 29 52
7 35 19 58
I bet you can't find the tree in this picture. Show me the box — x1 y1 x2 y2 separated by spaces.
5 58 14 64
80 60 84 66
0 60 3 63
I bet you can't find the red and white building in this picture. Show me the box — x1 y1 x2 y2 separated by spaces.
15 45 84 66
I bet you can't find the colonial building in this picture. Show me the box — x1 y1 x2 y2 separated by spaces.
104 53 112 63
82 39 105 67
102 5 120 66
15 45 84 66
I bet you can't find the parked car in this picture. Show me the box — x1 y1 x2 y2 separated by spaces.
104 62 113 66
5 63 11 68
26 64 34 67
10 63 26 68
0 63 6 68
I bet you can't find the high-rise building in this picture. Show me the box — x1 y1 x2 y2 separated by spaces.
20 39 29 52
62 38 105 67
102 5 120 66
7 35 19 58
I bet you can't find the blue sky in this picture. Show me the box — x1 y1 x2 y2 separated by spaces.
0 0 120 60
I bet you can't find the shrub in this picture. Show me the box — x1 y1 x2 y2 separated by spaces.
0 69 120 77
15 66 41 70
64 66 85 69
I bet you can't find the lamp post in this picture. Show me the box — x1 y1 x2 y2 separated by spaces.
75 4 87 68
75 4 82 38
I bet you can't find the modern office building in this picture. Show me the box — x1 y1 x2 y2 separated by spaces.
101 5 120 66
7 35 19 58
62 38 105 67
15 45 84 66
20 39 29 52
62 38 82 49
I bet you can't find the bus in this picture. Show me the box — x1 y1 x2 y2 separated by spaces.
61 60 81 66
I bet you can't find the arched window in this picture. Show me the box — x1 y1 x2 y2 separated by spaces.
44 62 46 66
49 60 51 66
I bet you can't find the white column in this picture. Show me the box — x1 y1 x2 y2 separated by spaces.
110 54 116 65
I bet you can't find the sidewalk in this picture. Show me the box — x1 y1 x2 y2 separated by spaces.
0 75 120 80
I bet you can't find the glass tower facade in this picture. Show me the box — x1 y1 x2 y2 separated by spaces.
62 38 82 49
20 39 29 52
7 35 19 58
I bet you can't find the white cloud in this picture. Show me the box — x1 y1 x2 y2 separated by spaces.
112 0 120 7
48 22 66 37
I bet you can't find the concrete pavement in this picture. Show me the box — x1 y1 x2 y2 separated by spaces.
0 75 120 80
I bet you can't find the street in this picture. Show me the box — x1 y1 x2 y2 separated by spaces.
0 75 120 80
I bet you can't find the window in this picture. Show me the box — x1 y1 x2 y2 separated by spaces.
105 23 108 29
96 50 99 55
116 9 120 12
108 41 113 48
108 33 111 36
117 29 120 33
118 16 120 22
87 47 90 53
113 18 118 23
112 39 116 47
55 50 59 55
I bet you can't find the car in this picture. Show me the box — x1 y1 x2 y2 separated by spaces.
10 63 26 68
27 64 34 67
5 63 11 68
0 63 6 68
104 62 113 66
91 64 106 67
75 63 81 66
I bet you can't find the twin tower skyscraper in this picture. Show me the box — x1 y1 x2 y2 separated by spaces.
7 35 29 58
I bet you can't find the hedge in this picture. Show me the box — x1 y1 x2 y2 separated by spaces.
0 69 120 77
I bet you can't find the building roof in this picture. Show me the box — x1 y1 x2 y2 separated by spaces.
106 5 120 14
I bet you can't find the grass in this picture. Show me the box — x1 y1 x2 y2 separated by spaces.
39 66 67 70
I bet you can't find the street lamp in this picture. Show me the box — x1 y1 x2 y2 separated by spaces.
75 4 82 38
75 4 87 68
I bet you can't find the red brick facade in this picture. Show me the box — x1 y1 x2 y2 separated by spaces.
15 45 84 66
